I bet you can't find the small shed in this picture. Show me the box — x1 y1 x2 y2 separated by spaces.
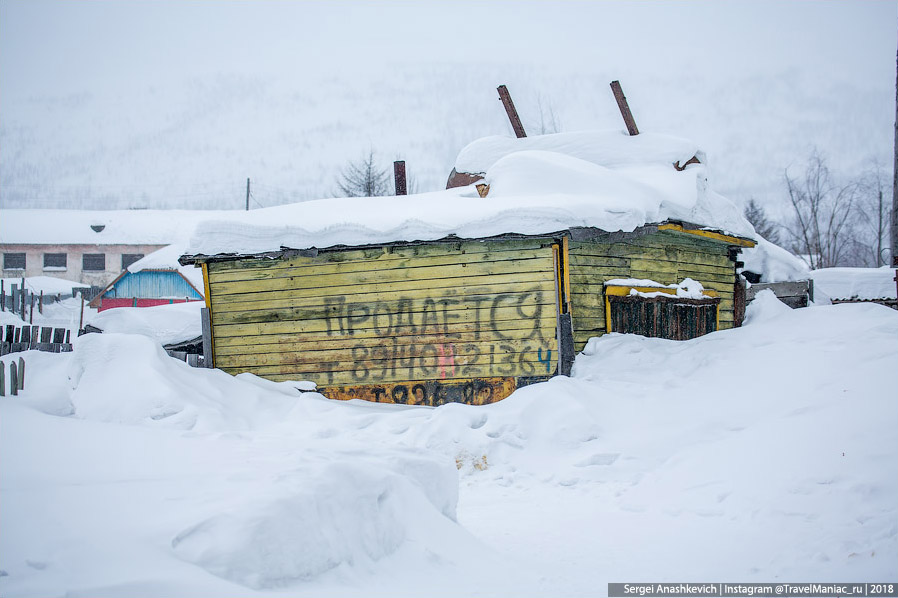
91 245 204 312
181 130 756 406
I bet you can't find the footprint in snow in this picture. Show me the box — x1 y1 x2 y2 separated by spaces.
574 453 620 467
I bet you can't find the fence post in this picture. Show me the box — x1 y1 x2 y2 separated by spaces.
9 361 18 396
17 357 24 391
0 363 5 396
201 307 213 368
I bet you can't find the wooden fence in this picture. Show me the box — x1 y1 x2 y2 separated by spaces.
745 280 813 308
0 356 25 396
0 279 103 324
1 324 73 355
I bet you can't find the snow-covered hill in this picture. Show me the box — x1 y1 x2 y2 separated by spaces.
1 294 895 596
1 63 893 216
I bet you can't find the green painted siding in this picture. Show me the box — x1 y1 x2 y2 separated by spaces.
205 239 559 392
568 230 738 351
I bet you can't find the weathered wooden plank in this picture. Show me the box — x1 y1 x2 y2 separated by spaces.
212 290 557 329
321 376 518 406
214 336 558 373
218 337 554 371
210 238 554 272
564 254 631 269
213 314 559 351
219 339 557 385
571 233 734 256
209 256 555 297
210 246 555 283
745 280 811 301
567 267 735 288
213 293 556 325
211 301 559 336
210 280 557 316
201 307 214 368
209 274 556 308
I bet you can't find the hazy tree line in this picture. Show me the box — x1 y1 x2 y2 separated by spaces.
745 152 891 268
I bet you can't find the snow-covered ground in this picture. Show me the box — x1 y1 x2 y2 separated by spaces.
1 292 895 597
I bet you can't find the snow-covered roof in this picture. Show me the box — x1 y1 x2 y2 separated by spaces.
453 130 702 175
0 209 222 245
809 266 897 301
182 130 756 259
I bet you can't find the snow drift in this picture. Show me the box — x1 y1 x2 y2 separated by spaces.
1 300 895 596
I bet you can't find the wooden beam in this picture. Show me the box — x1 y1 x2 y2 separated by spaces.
657 223 756 247
497 85 527 138
610 80 639 136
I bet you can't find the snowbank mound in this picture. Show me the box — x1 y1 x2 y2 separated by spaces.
172 455 459 589
85 300 204 345
741 236 810 282
743 288 793 324
67 333 299 431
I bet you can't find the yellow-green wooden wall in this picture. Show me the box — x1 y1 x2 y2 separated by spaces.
567 230 737 351
205 239 560 393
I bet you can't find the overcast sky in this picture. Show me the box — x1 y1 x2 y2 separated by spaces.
2 1 895 97
0 1 896 212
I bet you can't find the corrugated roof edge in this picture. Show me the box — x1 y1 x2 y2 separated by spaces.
179 221 755 266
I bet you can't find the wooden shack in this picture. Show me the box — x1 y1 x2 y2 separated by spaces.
183 221 752 406
182 120 758 406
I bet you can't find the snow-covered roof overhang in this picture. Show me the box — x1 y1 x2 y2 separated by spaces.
180 140 755 262
180 221 755 265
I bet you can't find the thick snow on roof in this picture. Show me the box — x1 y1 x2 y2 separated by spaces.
0 209 222 245
810 266 897 301
454 129 702 175
126 243 204 291
184 132 755 258
740 237 810 283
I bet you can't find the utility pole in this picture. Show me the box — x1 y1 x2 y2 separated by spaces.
245 178 251 211
890 41 898 303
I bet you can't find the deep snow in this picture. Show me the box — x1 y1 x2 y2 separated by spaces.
0 295 895 597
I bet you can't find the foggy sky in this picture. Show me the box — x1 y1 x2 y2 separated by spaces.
3 1 895 99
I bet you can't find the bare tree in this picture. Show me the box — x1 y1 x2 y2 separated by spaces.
743 198 781 244
535 94 561 135
852 163 892 266
335 150 392 197
785 152 862 269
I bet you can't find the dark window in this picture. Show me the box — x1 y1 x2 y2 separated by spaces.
121 253 144 269
3 253 26 270
82 253 106 271
43 253 67 269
